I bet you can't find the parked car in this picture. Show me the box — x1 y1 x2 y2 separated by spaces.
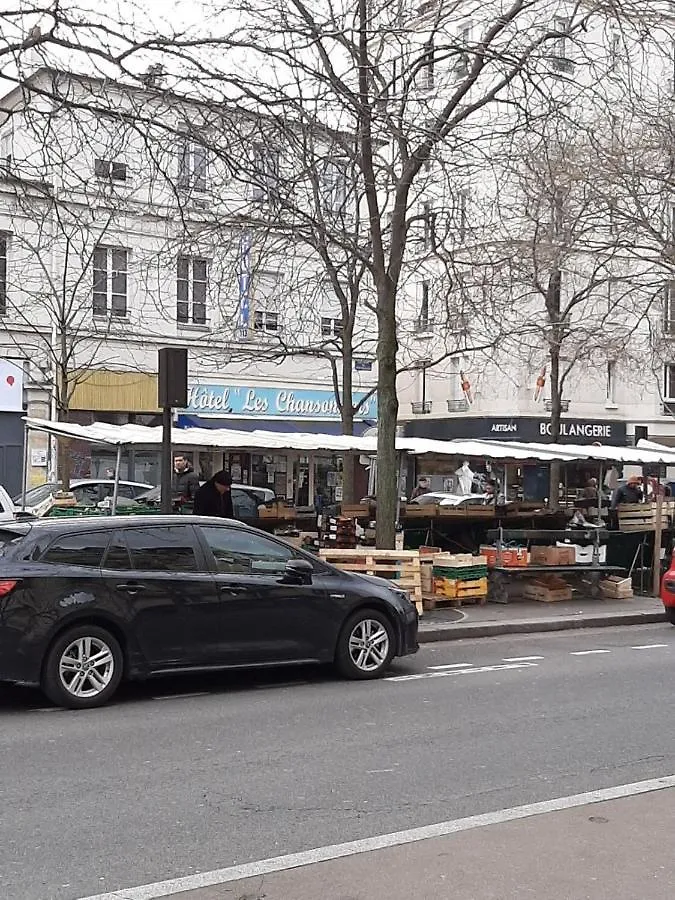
132 483 275 520
0 484 17 523
0 515 418 708
409 492 493 506
14 480 154 515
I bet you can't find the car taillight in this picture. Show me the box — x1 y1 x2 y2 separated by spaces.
0 580 17 598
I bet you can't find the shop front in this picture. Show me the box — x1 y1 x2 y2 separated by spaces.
404 416 628 445
176 382 377 506
404 417 629 502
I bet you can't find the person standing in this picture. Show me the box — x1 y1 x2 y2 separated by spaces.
611 474 643 509
193 470 234 518
172 454 200 504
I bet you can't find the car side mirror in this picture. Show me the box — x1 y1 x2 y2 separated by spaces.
281 558 314 585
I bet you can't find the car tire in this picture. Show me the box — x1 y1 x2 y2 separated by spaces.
41 625 123 709
335 609 395 680
664 607 675 625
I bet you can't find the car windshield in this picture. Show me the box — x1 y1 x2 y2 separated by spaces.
13 483 61 505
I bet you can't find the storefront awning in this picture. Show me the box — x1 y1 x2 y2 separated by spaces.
23 418 675 466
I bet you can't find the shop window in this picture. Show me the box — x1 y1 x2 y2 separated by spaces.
93 245 128 318
177 256 208 325
41 531 110 568
124 525 199 572
199 525 293 575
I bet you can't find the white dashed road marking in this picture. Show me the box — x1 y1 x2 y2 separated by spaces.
502 656 544 662
427 663 472 670
386 662 538 683
570 649 611 656
631 644 669 650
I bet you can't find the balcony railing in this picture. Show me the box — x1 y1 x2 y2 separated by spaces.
544 399 570 412
447 398 469 412
411 401 432 414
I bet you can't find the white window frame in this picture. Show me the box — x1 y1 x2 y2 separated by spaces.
455 24 472 79
551 17 574 73
416 280 431 332
321 316 343 338
253 309 280 333
251 144 280 204
177 256 209 326
177 138 208 192
94 158 127 182
665 364 675 401
92 245 128 319
321 160 348 215
606 360 616 405
420 38 435 91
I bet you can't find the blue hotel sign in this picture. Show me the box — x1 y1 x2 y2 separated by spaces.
185 384 377 421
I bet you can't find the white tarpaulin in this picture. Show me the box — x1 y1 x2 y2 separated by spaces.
23 417 675 465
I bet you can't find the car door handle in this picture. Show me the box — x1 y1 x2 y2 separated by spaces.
116 582 146 595
218 586 248 597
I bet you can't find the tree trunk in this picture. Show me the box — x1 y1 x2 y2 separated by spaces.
340 336 356 504
376 285 399 548
547 270 563 510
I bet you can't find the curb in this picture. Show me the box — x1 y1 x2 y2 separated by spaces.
418 610 667 643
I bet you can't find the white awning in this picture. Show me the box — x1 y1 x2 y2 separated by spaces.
24 417 675 465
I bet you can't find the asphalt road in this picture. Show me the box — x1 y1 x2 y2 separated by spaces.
2 623 675 900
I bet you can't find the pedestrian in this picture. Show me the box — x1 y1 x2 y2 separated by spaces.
104 467 115 479
193 470 234 518
410 477 430 499
611 474 643 509
172 454 200 504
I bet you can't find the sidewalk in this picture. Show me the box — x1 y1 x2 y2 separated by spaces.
167 787 675 900
418 594 666 643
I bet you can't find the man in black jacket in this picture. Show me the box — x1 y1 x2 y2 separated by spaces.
193 470 234 518
173 455 200 504
611 474 643 509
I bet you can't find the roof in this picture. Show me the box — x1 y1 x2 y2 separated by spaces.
14 514 247 531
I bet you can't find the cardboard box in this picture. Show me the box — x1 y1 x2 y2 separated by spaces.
530 546 575 566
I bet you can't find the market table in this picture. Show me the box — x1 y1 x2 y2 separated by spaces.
486 527 626 603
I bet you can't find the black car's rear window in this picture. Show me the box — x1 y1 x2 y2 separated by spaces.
40 531 111 568
0 525 31 556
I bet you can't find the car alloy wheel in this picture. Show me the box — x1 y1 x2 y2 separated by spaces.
348 618 390 672
59 636 115 699
42 625 124 709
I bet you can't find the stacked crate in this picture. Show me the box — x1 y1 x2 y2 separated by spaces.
320 515 357 549
427 553 489 608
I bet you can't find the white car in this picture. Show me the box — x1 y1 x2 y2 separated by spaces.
0 484 18 522
13 479 153 516
409 491 493 506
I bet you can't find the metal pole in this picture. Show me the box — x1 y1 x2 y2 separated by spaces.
161 406 173 514
597 462 603 526
21 422 29 511
653 474 664 597
111 444 122 517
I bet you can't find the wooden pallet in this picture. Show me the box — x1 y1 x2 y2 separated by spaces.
423 591 488 610
319 549 424 614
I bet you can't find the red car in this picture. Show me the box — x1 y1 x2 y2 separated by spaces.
660 554 675 624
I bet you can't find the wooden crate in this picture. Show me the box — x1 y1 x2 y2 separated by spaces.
599 576 633 599
403 505 437 518
319 549 423 615
424 577 488 609
340 503 371 519
617 504 667 533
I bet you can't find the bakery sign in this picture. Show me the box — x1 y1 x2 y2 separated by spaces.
405 416 628 445
0 359 23 412
185 384 377 421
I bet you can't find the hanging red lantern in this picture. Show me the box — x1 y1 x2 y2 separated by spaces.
460 371 472 404
533 366 546 402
